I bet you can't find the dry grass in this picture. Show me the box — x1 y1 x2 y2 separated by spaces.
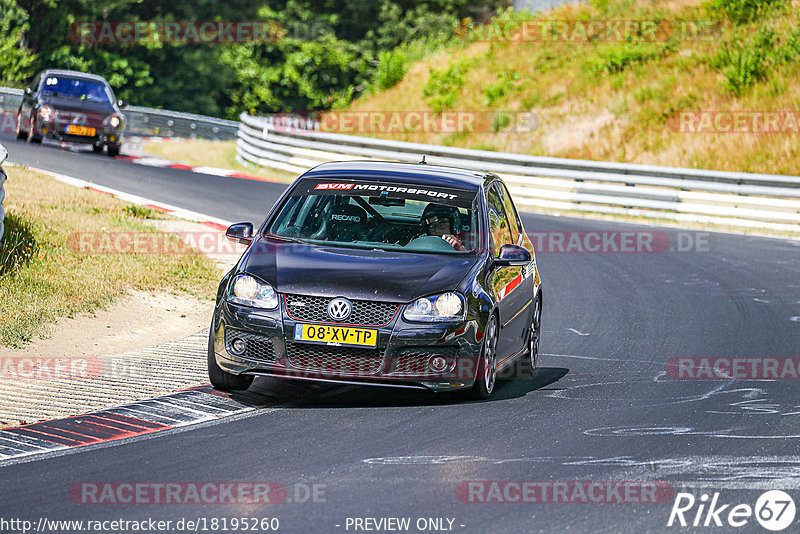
142 139 297 183
0 166 221 347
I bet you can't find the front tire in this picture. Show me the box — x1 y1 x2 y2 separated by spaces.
107 145 120 157
15 114 27 141
464 313 498 400
207 322 254 391
27 117 42 144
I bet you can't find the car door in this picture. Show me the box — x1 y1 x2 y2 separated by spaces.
497 181 537 355
486 182 526 363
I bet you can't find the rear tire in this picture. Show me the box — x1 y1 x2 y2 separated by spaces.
525 289 542 375
463 314 498 400
207 322 254 391
92 144 104 154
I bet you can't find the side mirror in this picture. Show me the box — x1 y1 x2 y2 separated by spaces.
495 244 531 267
24 88 33 97
225 222 254 244
117 99 128 109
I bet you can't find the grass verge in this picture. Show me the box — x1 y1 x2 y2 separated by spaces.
0 166 221 348
333 0 800 176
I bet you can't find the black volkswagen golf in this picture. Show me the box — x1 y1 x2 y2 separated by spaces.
209 161 542 399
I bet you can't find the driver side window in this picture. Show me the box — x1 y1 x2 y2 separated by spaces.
487 184 513 257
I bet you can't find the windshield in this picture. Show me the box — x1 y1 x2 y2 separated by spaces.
267 179 480 254
41 76 112 104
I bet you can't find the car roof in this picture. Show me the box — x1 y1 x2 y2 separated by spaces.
39 69 110 84
301 161 491 191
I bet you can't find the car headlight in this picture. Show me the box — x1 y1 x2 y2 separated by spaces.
227 273 278 309
38 105 53 121
105 114 121 128
403 292 465 322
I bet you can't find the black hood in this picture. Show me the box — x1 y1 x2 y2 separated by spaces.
239 237 480 303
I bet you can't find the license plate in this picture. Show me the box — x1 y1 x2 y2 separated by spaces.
294 323 377 348
66 125 96 136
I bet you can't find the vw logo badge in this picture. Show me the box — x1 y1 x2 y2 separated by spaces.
327 298 352 321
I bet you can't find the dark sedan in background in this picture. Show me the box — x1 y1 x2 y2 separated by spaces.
15 69 125 157
209 161 543 399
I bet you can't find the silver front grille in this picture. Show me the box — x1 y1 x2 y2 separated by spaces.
284 294 399 326
285 341 384 376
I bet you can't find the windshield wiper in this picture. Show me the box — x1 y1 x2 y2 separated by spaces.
265 233 303 244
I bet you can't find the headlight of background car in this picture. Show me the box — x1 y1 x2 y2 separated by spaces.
105 114 121 128
227 273 278 309
38 105 53 121
403 292 465 322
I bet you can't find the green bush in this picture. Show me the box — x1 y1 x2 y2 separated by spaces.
772 25 800 63
705 0 785 24
588 42 667 74
713 27 774 95
483 70 519 106
374 47 409 91
371 37 459 92
423 59 474 112
122 205 157 219
490 111 513 133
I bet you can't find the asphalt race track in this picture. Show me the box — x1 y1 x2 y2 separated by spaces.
2 135 800 533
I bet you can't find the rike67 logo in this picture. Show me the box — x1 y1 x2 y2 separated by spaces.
668 490 796 531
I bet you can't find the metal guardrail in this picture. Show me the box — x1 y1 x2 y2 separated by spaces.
237 112 800 231
123 105 238 140
0 87 238 140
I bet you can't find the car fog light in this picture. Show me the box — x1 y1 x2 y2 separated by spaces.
230 338 246 355
430 356 448 372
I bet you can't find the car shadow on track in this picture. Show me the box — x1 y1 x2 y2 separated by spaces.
5 135 114 157
250 367 570 409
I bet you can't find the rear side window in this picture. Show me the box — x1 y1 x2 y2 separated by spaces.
486 184 513 256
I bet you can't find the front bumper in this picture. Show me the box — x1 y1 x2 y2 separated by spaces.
212 297 483 392
36 120 122 146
